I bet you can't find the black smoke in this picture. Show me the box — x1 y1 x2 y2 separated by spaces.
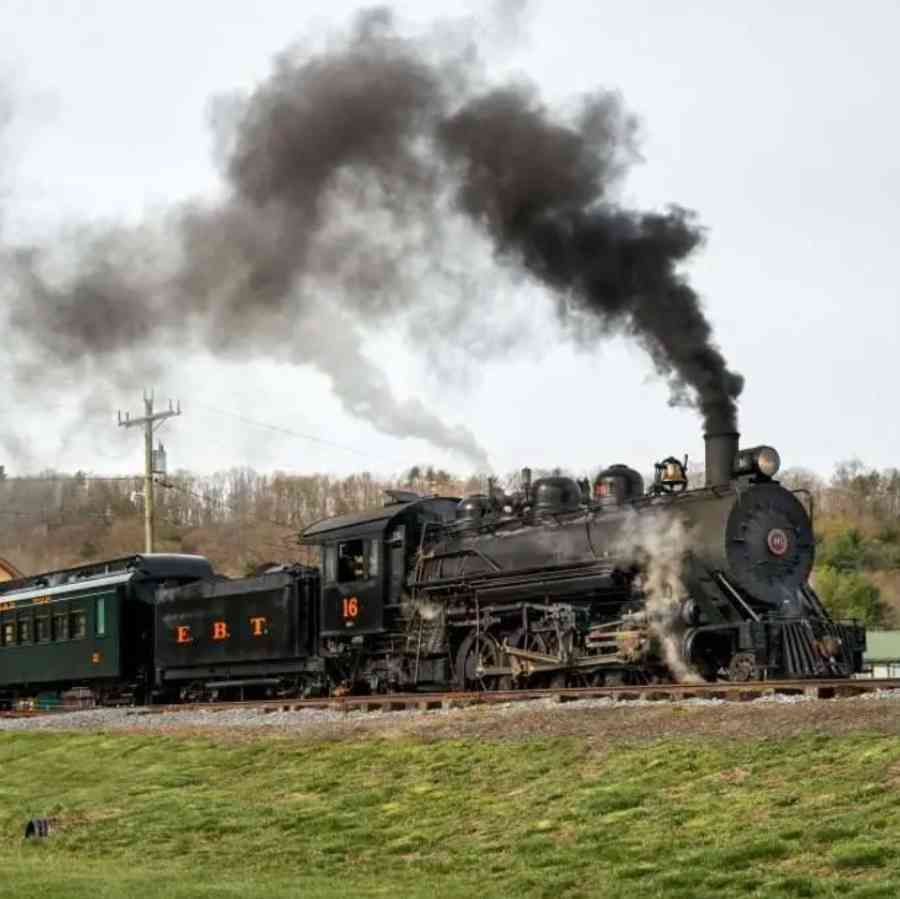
2 6 742 470
437 86 743 431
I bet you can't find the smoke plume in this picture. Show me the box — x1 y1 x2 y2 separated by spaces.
1 6 742 469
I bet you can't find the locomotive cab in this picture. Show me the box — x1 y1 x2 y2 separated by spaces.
301 494 458 651
299 493 459 691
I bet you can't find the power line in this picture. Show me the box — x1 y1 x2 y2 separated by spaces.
1 475 141 482
0 509 114 520
190 401 391 462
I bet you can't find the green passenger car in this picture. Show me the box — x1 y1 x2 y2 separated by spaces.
0 554 213 706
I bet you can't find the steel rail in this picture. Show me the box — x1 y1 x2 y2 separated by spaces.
126 677 900 717
6 678 899 719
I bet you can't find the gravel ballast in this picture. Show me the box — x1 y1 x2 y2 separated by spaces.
3 689 900 744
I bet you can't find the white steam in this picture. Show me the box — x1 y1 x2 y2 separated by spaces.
614 507 703 683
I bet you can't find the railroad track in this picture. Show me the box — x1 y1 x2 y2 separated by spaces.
0 709 55 719
5 678 899 719
127 677 900 717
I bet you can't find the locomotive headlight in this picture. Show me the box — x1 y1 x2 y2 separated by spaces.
756 446 781 478
733 445 781 479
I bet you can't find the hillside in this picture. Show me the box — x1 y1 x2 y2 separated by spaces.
0 467 476 577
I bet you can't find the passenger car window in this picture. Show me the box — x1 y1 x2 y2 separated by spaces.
17 618 32 644
52 614 67 641
2 622 14 646
69 611 87 640
36 616 50 642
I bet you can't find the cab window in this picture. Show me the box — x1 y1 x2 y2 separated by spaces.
368 540 380 578
96 597 107 636
324 545 337 583
337 539 369 583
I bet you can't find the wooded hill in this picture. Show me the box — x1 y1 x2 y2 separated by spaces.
1 460 897 626
0 466 478 576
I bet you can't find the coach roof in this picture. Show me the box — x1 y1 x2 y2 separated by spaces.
0 553 214 598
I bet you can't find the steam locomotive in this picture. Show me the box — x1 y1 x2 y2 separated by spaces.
0 432 866 706
284 430 864 693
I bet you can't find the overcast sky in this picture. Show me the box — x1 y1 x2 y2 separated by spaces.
1 0 898 482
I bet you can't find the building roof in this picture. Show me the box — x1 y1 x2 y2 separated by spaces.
864 630 900 663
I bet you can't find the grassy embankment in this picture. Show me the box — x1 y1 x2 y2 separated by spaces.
0 730 897 898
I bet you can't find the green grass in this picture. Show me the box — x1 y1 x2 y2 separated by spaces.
0 729 899 898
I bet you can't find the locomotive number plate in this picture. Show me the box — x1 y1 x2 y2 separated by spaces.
767 528 789 556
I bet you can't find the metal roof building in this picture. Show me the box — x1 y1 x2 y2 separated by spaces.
864 631 900 678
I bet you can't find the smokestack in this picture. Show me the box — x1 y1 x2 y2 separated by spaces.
704 432 739 487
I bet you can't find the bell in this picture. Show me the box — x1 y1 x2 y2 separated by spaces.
662 461 686 486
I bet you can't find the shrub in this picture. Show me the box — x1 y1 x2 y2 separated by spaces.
818 526 900 572
817 528 867 571
814 565 884 625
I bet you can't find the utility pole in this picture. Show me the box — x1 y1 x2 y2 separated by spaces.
118 391 181 553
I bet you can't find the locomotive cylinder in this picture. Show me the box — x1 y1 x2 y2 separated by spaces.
704 431 739 487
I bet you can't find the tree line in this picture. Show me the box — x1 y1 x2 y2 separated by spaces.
0 466 479 576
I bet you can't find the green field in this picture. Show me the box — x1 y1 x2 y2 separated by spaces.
0 728 897 898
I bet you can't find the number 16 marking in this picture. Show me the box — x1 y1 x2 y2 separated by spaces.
342 597 359 618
